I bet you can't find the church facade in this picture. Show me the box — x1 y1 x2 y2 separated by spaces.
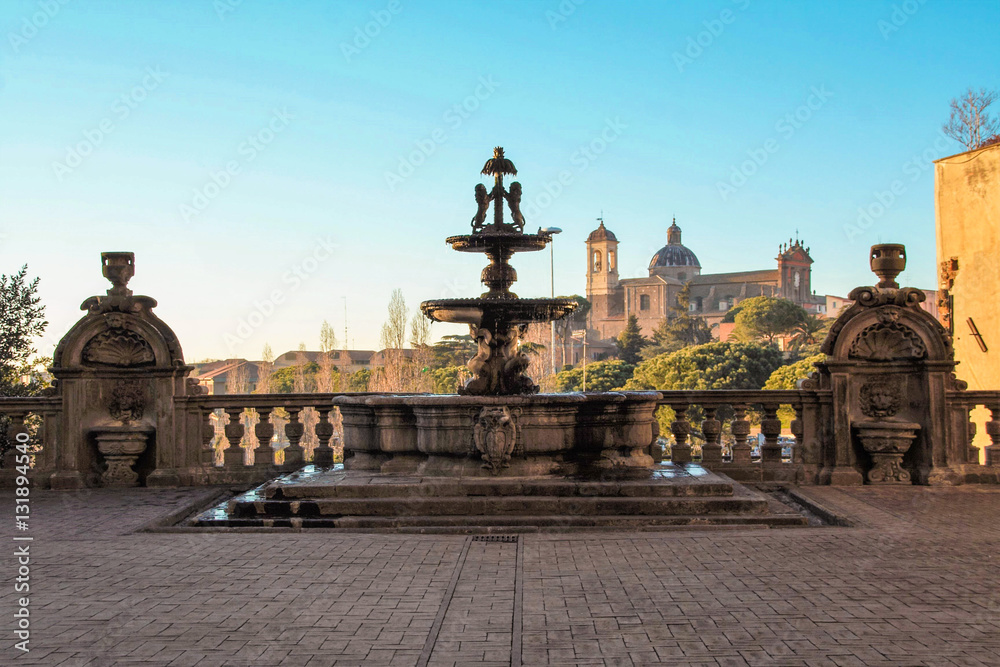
585 219 826 343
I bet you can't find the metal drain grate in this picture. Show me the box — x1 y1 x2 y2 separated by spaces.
472 535 519 543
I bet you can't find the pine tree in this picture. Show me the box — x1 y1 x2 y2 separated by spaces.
615 314 649 364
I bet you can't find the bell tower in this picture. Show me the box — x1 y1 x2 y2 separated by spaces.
586 218 619 297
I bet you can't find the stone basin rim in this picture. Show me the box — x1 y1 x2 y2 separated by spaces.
420 297 578 325
331 391 662 406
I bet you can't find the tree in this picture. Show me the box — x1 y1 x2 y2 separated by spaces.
553 295 591 367
732 296 806 343
0 266 47 391
430 334 477 369
615 314 649 364
642 282 712 359
554 359 634 392
787 315 831 354
317 322 340 392
626 342 784 392
0 266 48 460
764 354 825 390
943 87 1000 151
430 365 468 394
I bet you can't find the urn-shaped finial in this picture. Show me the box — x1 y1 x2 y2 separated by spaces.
102 252 135 292
869 243 906 289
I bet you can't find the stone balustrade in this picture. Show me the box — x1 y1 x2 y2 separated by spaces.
654 389 815 482
3 247 1000 488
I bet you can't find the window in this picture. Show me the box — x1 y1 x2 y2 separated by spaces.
678 272 686 281
608 250 616 271
640 294 650 311
593 250 602 272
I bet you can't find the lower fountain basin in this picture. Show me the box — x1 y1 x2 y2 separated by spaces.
420 297 578 326
333 392 661 478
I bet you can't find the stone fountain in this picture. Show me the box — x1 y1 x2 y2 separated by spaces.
208 148 807 530
334 148 661 477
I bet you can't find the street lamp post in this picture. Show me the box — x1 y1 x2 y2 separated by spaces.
541 227 562 376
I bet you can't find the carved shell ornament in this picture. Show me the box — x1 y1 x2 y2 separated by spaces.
849 322 926 361
82 327 155 367
858 378 903 419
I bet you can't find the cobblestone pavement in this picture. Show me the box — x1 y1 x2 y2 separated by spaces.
1 485 999 666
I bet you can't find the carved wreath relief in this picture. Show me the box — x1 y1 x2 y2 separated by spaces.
472 406 519 475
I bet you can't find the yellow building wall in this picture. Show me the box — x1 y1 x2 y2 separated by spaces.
935 144 1000 462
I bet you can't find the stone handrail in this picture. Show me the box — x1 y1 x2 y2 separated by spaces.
653 389 827 482
175 392 420 472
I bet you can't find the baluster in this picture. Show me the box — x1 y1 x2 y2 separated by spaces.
986 404 1000 467
284 407 305 466
253 408 275 467
223 407 246 467
200 408 216 466
313 407 335 467
760 404 782 465
669 403 691 465
966 404 980 465
731 403 752 465
701 406 722 465
790 403 804 464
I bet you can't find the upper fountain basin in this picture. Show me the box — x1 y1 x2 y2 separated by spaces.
447 232 550 254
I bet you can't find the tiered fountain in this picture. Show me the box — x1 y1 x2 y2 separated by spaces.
211 149 806 530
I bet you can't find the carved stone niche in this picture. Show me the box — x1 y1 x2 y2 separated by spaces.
819 244 960 486
47 252 194 490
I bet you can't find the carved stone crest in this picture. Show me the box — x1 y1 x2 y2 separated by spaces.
849 322 926 361
108 380 146 424
472 406 518 475
858 378 902 419
83 328 155 367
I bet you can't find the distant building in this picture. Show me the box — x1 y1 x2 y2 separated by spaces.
585 218 827 343
273 349 374 374
190 359 260 394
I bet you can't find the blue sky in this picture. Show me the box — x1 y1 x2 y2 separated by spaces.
1 0 997 361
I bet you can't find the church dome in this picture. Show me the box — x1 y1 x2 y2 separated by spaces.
587 221 617 242
649 219 700 269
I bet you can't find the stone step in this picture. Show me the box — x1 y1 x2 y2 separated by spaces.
232 493 769 519
265 478 736 500
195 512 808 530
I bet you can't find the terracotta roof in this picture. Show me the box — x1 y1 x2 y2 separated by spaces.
691 269 779 285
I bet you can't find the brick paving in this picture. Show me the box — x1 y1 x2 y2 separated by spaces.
1 485 999 666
